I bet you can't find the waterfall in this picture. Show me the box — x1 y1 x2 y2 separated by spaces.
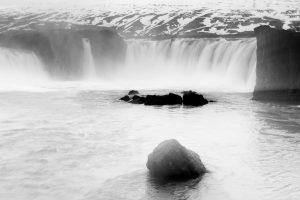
119 38 257 92
82 38 97 79
0 47 50 91
0 37 257 92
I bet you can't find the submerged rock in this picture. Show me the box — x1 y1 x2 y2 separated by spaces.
182 91 209 106
130 95 145 104
128 90 139 95
145 93 182 105
147 139 206 181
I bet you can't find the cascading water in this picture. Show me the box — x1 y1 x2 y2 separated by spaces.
0 38 257 92
0 47 50 91
118 38 257 92
82 38 97 79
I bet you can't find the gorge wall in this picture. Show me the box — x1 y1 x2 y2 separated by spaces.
253 26 300 100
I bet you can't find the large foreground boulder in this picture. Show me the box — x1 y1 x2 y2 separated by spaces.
146 139 206 180
145 93 182 105
183 91 209 106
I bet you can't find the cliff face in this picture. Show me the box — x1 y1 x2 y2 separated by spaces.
253 26 300 100
0 25 126 79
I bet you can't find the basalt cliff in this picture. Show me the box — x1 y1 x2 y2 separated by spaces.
253 26 300 100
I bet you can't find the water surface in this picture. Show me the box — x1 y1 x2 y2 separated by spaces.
0 90 299 200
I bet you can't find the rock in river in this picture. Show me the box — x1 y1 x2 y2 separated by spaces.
183 91 209 106
128 90 139 95
130 95 145 104
145 93 182 105
146 139 206 181
119 95 130 102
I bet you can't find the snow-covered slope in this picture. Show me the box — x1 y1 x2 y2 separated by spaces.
0 2 299 38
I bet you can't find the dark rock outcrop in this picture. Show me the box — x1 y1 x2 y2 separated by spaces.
146 139 206 181
120 95 130 102
145 93 182 105
0 24 126 79
128 90 139 95
253 25 300 100
120 91 212 106
182 91 209 106
130 95 146 104
253 90 300 101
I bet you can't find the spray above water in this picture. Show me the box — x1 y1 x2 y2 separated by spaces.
0 38 257 92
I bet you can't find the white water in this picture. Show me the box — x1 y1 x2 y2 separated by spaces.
82 38 97 79
0 48 50 91
0 38 256 92
118 38 256 92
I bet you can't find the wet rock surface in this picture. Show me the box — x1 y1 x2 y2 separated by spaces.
145 93 182 105
120 90 212 106
146 139 206 181
130 95 146 104
182 91 209 106
119 95 130 102
128 90 139 95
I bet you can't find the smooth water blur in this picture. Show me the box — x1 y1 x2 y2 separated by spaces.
119 39 256 92
0 38 256 93
0 90 299 200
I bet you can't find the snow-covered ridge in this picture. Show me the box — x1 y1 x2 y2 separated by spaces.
0 3 299 37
